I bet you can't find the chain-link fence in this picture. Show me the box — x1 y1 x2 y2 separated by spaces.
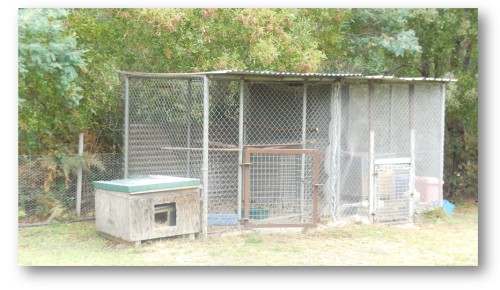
18 153 123 224
124 73 447 229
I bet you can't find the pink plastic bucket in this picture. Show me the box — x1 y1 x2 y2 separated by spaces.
415 176 441 203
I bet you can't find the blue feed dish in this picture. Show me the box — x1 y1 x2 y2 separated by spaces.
207 214 238 226
443 200 455 215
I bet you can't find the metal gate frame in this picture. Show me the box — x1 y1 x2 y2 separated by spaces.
243 147 320 229
373 158 412 224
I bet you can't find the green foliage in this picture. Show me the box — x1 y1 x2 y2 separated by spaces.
18 209 27 220
18 9 88 154
18 8 122 155
422 207 451 223
39 152 104 192
18 9 86 107
69 8 334 73
35 192 65 221
328 9 423 75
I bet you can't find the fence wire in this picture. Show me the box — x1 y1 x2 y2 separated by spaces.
18 153 123 224
247 152 316 225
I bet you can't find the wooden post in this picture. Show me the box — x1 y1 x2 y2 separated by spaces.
76 133 84 217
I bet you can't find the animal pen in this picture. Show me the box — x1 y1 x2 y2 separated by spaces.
122 70 454 236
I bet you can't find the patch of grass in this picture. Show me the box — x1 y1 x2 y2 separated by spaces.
18 205 478 266
243 234 263 245
422 207 452 222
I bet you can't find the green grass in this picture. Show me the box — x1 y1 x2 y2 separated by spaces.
18 205 478 266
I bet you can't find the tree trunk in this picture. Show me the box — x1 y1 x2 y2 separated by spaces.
463 40 473 69
420 55 430 77
450 38 461 69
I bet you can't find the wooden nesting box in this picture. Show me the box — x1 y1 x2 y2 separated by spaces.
94 175 201 245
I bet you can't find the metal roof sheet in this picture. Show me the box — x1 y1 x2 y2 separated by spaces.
206 69 363 77
364 75 457 82
119 70 457 82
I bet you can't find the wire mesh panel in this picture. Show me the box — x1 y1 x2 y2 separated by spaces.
336 82 371 221
127 76 204 179
243 148 319 228
244 83 303 146
372 83 412 224
81 153 124 216
413 84 444 208
207 80 240 227
18 153 123 224
306 83 333 217
374 159 412 224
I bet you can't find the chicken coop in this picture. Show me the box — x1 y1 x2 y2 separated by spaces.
121 70 455 235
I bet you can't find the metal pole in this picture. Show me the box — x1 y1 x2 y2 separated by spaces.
124 76 130 179
300 83 308 223
327 82 335 217
439 83 446 206
409 84 416 220
336 83 345 218
76 133 84 217
201 75 210 238
334 82 342 217
389 84 394 153
186 79 193 177
237 79 245 221
368 81 375 224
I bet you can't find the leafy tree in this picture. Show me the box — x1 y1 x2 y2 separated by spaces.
19 8 122 154
18 8 87 153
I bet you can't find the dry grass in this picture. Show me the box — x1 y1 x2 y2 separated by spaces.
18 204 478 266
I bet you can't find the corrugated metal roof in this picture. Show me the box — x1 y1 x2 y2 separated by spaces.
205 70 456 82
206 69 363 77
119 70 457 82
364 75 457 82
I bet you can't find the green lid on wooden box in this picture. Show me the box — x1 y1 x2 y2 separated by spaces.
93 175 200 193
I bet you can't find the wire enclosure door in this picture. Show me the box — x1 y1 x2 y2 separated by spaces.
374 158 412 224
243 148 320 228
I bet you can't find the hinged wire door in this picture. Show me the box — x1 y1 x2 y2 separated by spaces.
374 159 412 224
243 148 320 228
